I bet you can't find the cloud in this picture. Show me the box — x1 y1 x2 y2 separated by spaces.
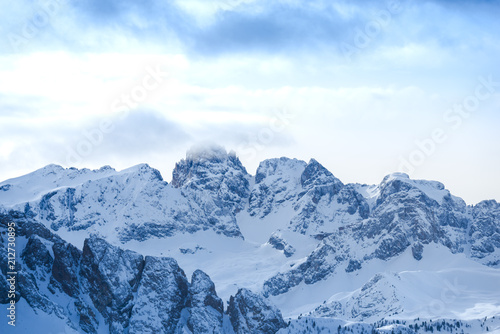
0 93 52 118
2 0 499 63
0 0 186 54
183 1 353 56
70 0 190 37
62 110 191 166
0 110 190 176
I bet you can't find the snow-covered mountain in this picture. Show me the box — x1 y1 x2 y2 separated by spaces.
1 145 499 333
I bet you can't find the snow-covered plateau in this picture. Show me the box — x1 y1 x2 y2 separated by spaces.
1 145 499 333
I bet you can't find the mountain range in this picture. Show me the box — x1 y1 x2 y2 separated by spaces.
1 145 499 333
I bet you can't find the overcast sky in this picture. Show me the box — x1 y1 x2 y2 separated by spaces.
0 0 499 204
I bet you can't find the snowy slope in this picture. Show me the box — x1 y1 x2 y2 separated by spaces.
307 246 500 322
0 164 118 207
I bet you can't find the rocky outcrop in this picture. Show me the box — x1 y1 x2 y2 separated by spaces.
248 158 307 218
184 270 224 334
470 200 500 265
264 243 337 296
248 157 368 236
310 273 403 321
1 213 283 333
80 237 145 333
345 259 362 272
268 232 296 257
263 173 500 297
50 241 82 297
75 300 99 333
171 145 251 238
129 256 188 334
228 288 286 334
172 146 251 211
21 236 53 280
411 242 424 261
17 270 67 319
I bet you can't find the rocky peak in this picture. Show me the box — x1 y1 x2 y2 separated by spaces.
380 172 411 184
38 163 66 174
474 199 500 214
300 159 343 190
188 270 223 312
119 163 164 182
249 157 307 218
129 256 189 334
288 159 350 235
227 288 287 334
171 145 251 223
298 159 344 204
376 173 418 205
186 144 234 163
80 237 145 333
469 200 500 265
21 236 53 280
254 157 307 184
184 270 225 333
376 173 449 207
171 144 248 189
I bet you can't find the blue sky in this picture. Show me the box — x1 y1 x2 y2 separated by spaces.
0 0 499 204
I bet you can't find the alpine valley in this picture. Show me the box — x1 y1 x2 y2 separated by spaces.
1 145 499 333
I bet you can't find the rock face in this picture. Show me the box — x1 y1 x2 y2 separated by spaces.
249 157 369 236
80 237 145 333
21 236 53 279
263 173 500 297
184 270 224 334
268 232 296 257
171 145 251 238
171 146 251 212
129 257 188 334
227 288 286 334
0 213 283 333
51 241 81 297
249 158 307 218
263 243 338 297
310 273 403 321
470 200 500 265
